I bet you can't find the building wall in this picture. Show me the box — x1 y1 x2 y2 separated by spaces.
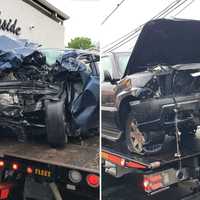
0 0 65 48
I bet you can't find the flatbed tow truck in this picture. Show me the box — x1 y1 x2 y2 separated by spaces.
0 135 99 200
102 131 200 199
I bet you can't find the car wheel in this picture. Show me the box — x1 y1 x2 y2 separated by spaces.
45 101 68 147
125 113 164 155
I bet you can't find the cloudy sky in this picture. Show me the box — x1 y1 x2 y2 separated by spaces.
46 0 101 46
46 0 200 50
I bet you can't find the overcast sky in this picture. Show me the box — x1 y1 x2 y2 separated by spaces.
46 0 200 50
46 0 101 46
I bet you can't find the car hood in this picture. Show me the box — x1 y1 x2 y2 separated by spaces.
125 18 200 75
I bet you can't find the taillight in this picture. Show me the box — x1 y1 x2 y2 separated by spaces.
27 167 33 174
102 151 147 169
68 170 82 183
0 184 12 200
0 161 4 168
86 174 99 188
143 174 163 192
12 163 19 171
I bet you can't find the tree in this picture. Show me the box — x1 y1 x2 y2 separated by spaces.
67 37 95 50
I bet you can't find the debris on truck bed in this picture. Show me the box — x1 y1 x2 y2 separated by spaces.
0 36 99 147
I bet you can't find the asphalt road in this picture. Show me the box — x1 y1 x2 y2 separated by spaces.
102 172 200 200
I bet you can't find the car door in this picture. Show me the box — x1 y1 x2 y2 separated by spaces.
101 55 121 140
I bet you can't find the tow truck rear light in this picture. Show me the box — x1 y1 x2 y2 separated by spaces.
27 167 33 174
12 163 19 171
0 184 12 200
143 174 163 193
102 151 147 169
0 161 4 168
86 174 99 188
69 170 82 183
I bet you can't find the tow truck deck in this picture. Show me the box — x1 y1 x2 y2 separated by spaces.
102 132 200 195
0 135 99 199
102 132 200 171
0 136 99 173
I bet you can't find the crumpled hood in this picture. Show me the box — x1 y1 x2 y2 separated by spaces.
125 18 200 75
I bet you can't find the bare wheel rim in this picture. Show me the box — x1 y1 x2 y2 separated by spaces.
129 121 145 153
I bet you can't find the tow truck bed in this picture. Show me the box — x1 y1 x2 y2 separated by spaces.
102 132 200 170
0 136 99 173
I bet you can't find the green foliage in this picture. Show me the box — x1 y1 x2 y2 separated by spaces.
67 37 95 50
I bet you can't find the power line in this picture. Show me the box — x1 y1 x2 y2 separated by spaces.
103 0 187 53
174 0 195 16
101 0 126 25
102 0 182 50
127 0 195 50
112 0 193 52
104 0 192 53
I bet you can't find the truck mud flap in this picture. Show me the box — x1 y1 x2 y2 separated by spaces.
45 101 67 147
24 177 55 200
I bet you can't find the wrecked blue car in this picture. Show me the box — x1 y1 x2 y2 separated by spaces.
0 36 99 147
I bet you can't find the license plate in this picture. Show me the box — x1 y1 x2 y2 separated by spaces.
34 168 51 177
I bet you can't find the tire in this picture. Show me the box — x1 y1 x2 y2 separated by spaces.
125 112 165 155
45 101 67 147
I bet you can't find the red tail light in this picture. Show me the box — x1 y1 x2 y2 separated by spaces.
0 184 12 200
143 174 163 192
12 163 19 171
27 167 33 174
0 161 4 168
86 174 99 188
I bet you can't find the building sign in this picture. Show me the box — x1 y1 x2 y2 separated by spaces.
0 12 21 36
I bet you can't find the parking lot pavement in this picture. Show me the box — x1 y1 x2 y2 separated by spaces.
102 173 197 200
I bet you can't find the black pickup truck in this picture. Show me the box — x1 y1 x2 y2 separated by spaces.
102 18 200 155
102 18 200 198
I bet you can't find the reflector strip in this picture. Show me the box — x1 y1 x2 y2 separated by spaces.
102 152 125 166
102 151 147 169
126 161 147 169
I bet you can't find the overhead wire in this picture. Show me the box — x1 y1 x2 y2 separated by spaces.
174 0 195 16
103 0 194 53
102 0 182 50
101 0 127 25
107 0 191 52
104 0 189 53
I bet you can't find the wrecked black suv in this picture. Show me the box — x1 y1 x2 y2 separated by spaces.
102 19 200 155
0 36 99 147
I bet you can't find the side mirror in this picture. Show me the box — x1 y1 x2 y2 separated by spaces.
104 70 112 82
